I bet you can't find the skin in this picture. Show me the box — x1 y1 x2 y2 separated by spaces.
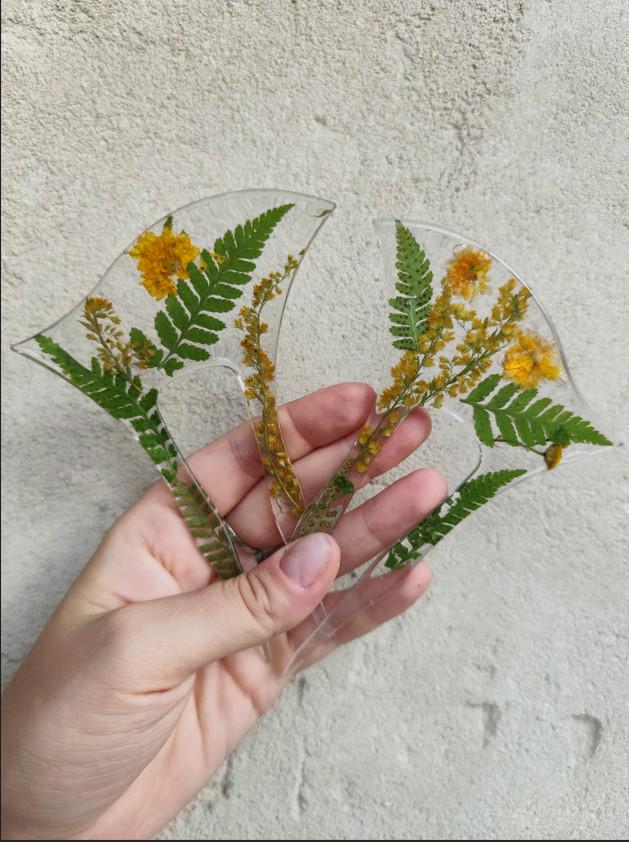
1 383 446 840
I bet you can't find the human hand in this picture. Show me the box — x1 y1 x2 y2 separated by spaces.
1 383 446 840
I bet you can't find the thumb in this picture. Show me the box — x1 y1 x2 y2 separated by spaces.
110 533 340 684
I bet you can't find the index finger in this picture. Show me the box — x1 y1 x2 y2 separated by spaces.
144 382 375 514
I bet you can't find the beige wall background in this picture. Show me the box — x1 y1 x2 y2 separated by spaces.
2 1 628 838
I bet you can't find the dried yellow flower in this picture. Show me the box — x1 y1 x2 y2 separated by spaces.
129 221 200 300
84 296 114 313
544 443 565 470
445 247 492 299
81 296 158 375
357 426 375 446
503 330 561 388
236 255 304 516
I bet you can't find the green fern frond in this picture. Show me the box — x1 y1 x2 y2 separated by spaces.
461 374 612 448
35 335 178 481
155 204 294 374
36 334 240 578
388 221 433 351
170 479 239 579
386 469 527 570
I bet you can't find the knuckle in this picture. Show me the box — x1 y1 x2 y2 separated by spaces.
235 570 283 636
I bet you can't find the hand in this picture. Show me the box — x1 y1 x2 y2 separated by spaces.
1 383 446 840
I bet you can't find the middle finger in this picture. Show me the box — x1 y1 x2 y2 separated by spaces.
227 407 433 548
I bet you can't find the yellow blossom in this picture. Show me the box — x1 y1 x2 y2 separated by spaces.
445 247 492 299
236 256 304 516
544 443 565 470
357 425 375 446
503 330 561 388
85 296 114 314
129 222 200 300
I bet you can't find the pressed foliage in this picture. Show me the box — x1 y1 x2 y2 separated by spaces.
36 205 297 579
33 204 612 583
171 479 238 579
296 221 611 564
386 469 527 569
236 254 305 517
153 204 294 376
460 373 612 449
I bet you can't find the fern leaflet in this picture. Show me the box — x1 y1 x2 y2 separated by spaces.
35 335 179 481
386 469 527 569
460 374 612 448
170 479 239 579
155 204 294 374
388 221 433 351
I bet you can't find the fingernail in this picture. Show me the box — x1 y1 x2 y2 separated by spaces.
280 534 332 588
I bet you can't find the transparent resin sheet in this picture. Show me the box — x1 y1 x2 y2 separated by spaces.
15 190 335 580
285 220 615 672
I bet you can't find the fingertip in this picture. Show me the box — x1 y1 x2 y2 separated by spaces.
367 406 432 477
329 381 377 422
397 560 433 609
416 466 448 504
405 405 433 437
278 532 340 591
283 382 376 452
394 467 448 528
412 559 433 592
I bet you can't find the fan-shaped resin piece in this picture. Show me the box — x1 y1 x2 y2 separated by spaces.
287 220 614 672
14 190 335 578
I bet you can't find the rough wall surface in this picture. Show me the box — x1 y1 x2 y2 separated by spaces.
2 1 628 838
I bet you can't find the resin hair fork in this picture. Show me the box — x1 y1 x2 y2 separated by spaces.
286 219 615 671
13 189 336 579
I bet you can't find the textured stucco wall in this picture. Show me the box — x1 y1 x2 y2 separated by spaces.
2 1 628 838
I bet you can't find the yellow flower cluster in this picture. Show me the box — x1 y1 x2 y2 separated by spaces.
85 296 115 314
236 255 304 515
82 297 129 373
129 219 200 300
445 279 531 397
377 351 421 411
353 409 402 473
445 247 492 300
377 286 457 412
543 443 565 470
502 329 561 388
82 296 158 374
374 277 532 471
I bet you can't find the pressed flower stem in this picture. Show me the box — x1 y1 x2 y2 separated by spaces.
250 282 304 514
92 317 132 381
237 258 305 519
83 305 138 386
294 314 524 540
492 436 546 456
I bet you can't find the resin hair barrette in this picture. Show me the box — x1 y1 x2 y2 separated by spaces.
14 189 614 674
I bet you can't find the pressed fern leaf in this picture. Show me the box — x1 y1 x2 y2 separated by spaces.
35 335 179 482
155 204 294 375
171 479 239 579
460 374 612 448
388 221 433 351
386 469 527 570
36 335 241 578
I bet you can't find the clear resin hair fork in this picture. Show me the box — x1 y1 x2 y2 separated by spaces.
13 189 335 578
287 219 615 673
